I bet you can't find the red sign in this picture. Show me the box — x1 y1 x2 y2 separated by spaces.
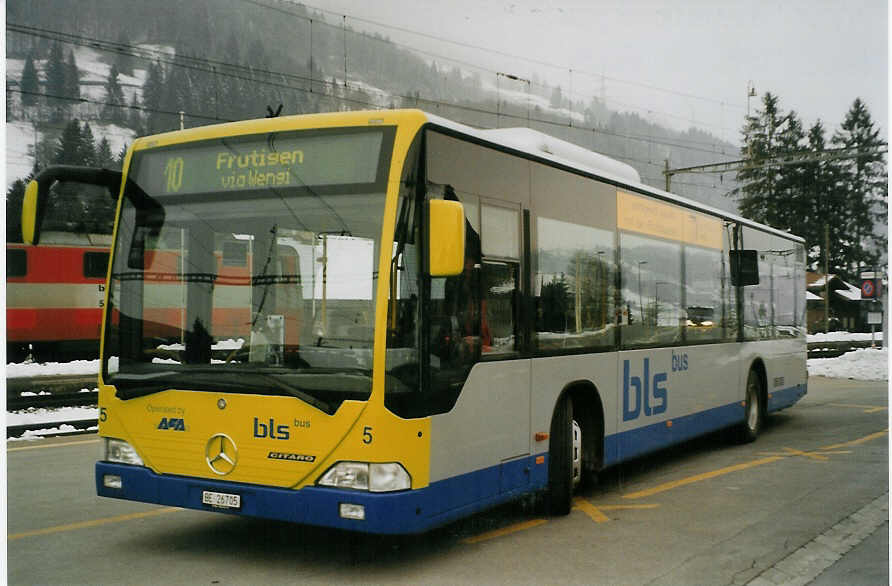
861 279 879 298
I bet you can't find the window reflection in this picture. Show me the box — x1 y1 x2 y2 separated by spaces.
535 217 615 351
684 245 726 342
620 232 682 346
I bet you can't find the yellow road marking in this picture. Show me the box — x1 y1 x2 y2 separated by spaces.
7 439 100 452
622 429 888 501
573 498 609 523
621 456 785 500
759 447 851 462
598 504 660 511
828 403 888 414
820 429 888 451
8 507 181 541
462 518 547 544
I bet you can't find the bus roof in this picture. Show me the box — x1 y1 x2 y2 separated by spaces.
422 111 805 244
132 108 803 245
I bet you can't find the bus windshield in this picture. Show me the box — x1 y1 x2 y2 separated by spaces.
103 127 395 412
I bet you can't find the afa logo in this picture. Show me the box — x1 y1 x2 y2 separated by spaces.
157 417 186 431
622 358 668 421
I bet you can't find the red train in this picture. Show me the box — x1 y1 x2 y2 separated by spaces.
6 232 111 363
7 233 307 364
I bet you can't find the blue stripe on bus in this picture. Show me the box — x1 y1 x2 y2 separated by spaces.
767 383 808 412
95 384 805 534
96 454 549 535
603 383 807 467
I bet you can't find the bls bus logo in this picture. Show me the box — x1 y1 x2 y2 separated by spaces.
253 417 290 440
622 359 668 421
157 417 186 431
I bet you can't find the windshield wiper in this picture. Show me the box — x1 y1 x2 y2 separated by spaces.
253 372 333 414
111 369 333 413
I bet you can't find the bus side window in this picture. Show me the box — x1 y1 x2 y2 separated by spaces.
481 261 518 354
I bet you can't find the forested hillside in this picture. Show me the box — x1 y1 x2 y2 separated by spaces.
7 0 743 243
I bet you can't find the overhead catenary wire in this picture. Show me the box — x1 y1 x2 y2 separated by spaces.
8 22 740 161
8 22 759 205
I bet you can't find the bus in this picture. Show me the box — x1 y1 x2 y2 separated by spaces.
23 109 807 534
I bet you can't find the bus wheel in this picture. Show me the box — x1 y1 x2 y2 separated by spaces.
546 395 579 515
736 369 763 443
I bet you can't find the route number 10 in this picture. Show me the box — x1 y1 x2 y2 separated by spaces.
164 157 184 193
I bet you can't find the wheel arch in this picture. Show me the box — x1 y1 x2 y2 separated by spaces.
553 379 605 473
747 357 768 414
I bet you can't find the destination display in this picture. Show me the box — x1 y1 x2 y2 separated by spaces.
131 129 386 196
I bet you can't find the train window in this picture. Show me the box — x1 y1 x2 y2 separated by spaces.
222 241 248 266
83 251 110 278
7 249 26 278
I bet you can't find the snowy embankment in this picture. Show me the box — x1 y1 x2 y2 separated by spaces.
808 332 883 343
806 349 887 381
5 334 887 441
6 358 102 440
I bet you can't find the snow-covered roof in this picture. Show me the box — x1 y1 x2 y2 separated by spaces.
806 291 823 301
808 274 833 288
834 282 862 302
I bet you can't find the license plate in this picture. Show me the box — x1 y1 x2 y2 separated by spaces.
202 490 241 509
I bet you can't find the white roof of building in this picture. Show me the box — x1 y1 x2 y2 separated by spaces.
834 282 862 302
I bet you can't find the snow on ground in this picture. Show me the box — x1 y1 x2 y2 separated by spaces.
6 405 100 442
6 358 102 379
806 348 887 381
808 331 883 343
6 120 38 187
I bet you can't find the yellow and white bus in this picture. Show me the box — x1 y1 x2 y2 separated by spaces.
24 109 807 533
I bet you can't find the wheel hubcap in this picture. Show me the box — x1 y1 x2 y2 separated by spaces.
747 385 759 431
571 419 582 488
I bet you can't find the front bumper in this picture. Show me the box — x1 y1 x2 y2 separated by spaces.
96 457 546 534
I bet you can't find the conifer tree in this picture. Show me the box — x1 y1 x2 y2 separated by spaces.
102 64 126 124
96 137 115 168
771 110 806 233
736 92 794 227
799 120 843 270
20 52 39 108
64 51 81 100
54 119 84 164
143 61 165 132
114 32 135 76
46 43 67 118
127 94 144 133
831 98 888 277
79 122 97 166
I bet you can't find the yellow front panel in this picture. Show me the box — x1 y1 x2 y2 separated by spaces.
98 385 430 489
99 109 433 490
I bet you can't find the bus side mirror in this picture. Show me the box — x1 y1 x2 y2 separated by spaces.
427 199 465 277
21 165 123 245
22 179 41 245
730 250 760 286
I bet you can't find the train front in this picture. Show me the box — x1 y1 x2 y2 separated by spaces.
96 111 435 533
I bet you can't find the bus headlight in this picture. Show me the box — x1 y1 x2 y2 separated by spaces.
103 438 144 466
318 462 410 492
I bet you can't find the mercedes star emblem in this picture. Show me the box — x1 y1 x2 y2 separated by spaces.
205 433 238 476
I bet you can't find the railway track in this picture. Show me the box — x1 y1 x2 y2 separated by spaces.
7 374 99 438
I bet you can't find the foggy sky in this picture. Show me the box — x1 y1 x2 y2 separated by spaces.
313 0 888 145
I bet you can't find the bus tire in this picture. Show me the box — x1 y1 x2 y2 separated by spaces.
546 395 576 515
736 368 763 443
